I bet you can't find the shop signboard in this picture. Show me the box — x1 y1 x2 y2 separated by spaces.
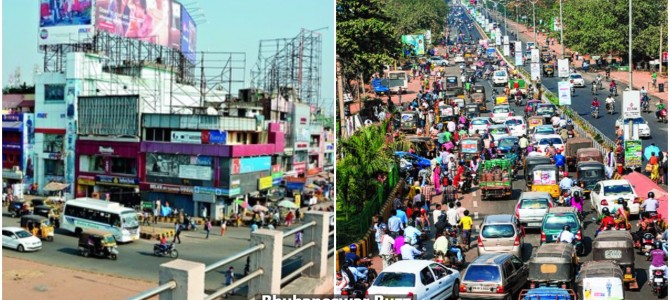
178 165 213 180
193 186 240 197
258 176 273 190
95 175 139 186
231 156 272 175
171 131 202 144
624 140 642 168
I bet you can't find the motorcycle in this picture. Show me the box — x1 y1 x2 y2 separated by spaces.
643 100 651 113
641 233 656 257
591 83 597 95
153 242 179 258
658 108 668 123
591 106 599 119
651 270 667 298
606 103 615 115
610 86 618 96
570 85 575 96
358 256 378 284
459 168 473 193
514 95 522 106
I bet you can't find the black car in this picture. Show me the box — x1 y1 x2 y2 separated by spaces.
8 200 30 218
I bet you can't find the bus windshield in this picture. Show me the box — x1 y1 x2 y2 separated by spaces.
121 212 139 228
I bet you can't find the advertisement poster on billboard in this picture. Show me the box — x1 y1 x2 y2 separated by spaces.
401 35 425 55
552 17 562 31
503 35 509 45
530 62 541 81
557 59 570 77
531 49 540 63
503 44 509 56
181 7 197 63
622 90 641 118
515 52 523 66
557 81 572 105
95 0 172 48
168 1 181 49
39 0 93 45
624 140 642 167
495 35 501 46
515 41 522 52
146 153 192 178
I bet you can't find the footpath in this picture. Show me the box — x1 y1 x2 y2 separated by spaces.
493 11 668 102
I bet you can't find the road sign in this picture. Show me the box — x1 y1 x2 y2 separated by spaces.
558 81 571 105
622 90 641 118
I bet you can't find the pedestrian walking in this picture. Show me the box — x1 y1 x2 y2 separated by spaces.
154 200 160 224
220 218 227 236
295 230 303 248
204 218 211 239
142 210 151 226
173 222 182 244
284 210 294 226
224 266 236 297
295 207 301 222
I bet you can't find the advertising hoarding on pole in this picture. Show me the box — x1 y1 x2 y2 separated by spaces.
401 35 425 55
515 41 522 52
515 52 523 66
557 81 572 105
503 35 509 45
503 44 510 56
531 49 540 63
495 35 501 46
622 90 641 118
530 62 541 81
624 140 642 168
557 59 570 78
38 0 94 45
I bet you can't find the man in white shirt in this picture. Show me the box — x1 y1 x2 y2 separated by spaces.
447 120 456 133
379 227 395 269
433 204 444 224
446 202 460 228
400 241 423 260
557 225 575 244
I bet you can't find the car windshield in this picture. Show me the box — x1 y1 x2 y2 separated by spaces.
472 119 489 125
505 119 523 126
464 265 501 282
544 214 578 230
498 138 517 148
521 198 550 209
536 127 554 134
570 74 582 79
493 107 509 113
121 212 139 228
539 138 563 145
579 169 603 178
490 127 508 134
15 230 32 238
495 71 506 77
481 224 515 238
622 118 646 125
604 184 634 196
536 107 555 114
373 272 415 287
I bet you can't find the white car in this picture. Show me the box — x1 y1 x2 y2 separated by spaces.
516 192 553 229
615 117 651 138
531 125 557 143
490 105 513 124
2 227 42 252
590 179 641 217
489 124 511 145
469 117 492 135
569 73 585 87
368 260 461 299
453 56 465 64
536 134 565 153
505 116 526 137
492 70 509 86
430 56 449 66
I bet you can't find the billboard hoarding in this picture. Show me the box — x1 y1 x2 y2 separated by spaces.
531 49 540 63
39 0 94 45
515 52 523 66
557 59 570 78
530 62 541 81
622 90 641 119
181 6 197 63
503 44 509 56
95 0 173 48
558 81 572 105
401 35 425 56
179 165 213 180
514 41 522 52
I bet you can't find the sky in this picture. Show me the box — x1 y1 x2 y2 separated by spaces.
1 0 335 114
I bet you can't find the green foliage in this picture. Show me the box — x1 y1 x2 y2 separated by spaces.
2 82 35 94
384 0 449 44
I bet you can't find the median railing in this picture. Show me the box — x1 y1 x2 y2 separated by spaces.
128 211 333 300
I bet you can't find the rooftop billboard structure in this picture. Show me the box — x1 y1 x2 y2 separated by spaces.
39 0 94 45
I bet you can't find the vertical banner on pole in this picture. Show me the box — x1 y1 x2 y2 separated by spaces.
558 81 572 105
515 52 523 66
557 59 570 78
503 44 510 56
531 49 540 63
530 62 541 81
622 90 642 118
515 41 522 52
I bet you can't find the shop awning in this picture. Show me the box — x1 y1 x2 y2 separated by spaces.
2 121 22 130
43 182 70 192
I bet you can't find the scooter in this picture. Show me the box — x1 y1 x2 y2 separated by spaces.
153 242 179 258
606 103 615 115
643 100 651 113
514 94 522 106
651 270 667 298
658 108 667 123
641 233 656 257
591 106 599 119
591 83 597 95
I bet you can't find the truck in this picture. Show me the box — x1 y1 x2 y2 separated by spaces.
372 78 390 95
388 71 408 94
479 159 513 200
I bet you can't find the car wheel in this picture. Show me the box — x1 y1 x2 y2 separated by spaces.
450 280 460 299
17 244 25 252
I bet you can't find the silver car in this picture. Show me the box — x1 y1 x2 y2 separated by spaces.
477 214 524 258
515 192 553 229
490 105 512 124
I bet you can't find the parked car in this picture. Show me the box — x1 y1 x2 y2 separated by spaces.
477 214 524 258
368 260 461 299
429 56 449 67
459 253 529 300
589 179 641 218
492 70 509 86
504 116 526 137
569 73 585 87
615 117 651 138
394 151 431 169
469 117 492 135
2 227 42 252
490 105 512 124
515 192 553 229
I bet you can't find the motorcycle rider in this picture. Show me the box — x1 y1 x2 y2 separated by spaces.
342 259 368 288
400 239 423 260
554 149 566 172
345 244 369 279
605 94 615 113
609 80 617 95
518 135 530 157
570 191 584 217
649 241 668 283
559 172 574 195
556 225 575 244
591 97 600 115
434 230 464 265
641 192 660 219
596 209 616 236
656 100 666 121
158 234 169 252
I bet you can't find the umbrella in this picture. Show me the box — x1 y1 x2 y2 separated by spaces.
277 200 298 209
234 199 250 209
252 204 268 212
644 145 660 161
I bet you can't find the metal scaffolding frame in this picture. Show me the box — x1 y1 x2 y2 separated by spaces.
251 28 322 106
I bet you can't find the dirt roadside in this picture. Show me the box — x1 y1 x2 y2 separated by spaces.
2 256 157 300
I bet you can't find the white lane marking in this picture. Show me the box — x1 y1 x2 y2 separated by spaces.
473 201 478 208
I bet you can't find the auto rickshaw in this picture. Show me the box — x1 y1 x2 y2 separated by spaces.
471 84 486 98
438 105 455 123
449 86 465 100
406 137 435 158
576 260 625 300
20 215 54 242
524 156 552 187
576 147 603 164
531 164 560 199
565 137 593 171
400 111 418 132
446 76 458 88
527 116 545 134
576 161 606 194
592 230 638 290
460 137 483 163
33 204 60 229
8 200 32 218
78 230 119 260
465 104 479 118
543 62 555 77
528 243 577 290
518 287 576 300
451 98 465 109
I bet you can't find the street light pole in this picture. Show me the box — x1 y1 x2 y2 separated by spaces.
559 0 564 58
530 0 538 47
628 0 633 90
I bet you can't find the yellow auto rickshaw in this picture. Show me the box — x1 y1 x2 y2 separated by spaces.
530 164 560 199
20 215 54 242
495 95 508 105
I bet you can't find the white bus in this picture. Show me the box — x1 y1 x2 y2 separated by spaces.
61 198 140 243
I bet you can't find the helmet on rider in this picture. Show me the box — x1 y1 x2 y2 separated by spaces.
349 244 357 252
648 191 655 199
563 224 571 231
655 240 663 250
616 198 625 205
601 207 610 216
573 191 580 198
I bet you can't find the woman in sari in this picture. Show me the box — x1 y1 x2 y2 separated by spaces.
433 164 442 195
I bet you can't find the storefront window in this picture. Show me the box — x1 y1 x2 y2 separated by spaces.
295 152 307 163
110 157 137 175
44 134 64 153
44 159 64 176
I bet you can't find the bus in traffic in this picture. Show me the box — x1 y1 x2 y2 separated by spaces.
61 198 140 243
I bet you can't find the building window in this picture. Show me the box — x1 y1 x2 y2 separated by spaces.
145 128 172 142
44 134 64 153
110 157 136 175
44 84 65 102
295 152 307 163
44 159 65 176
